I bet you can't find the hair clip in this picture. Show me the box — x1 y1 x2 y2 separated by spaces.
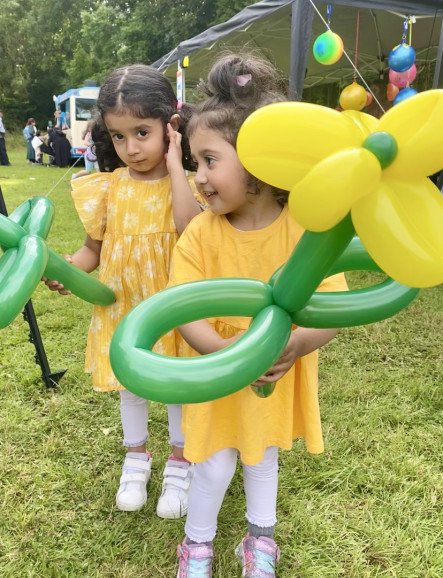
236 74 252 87
176 99 183 110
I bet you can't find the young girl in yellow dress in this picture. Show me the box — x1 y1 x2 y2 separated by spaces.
169 53 348 577
45 64 201 519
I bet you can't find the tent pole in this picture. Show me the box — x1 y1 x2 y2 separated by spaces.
289 0 315 100
432 18 443 88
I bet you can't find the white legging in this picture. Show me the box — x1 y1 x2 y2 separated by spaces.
185 447 279 543
120 389 184 448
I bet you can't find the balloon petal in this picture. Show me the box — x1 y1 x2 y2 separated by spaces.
341 110 379 138
237 102 363 190
288 148 381 231
378 89 443 178
352 178 443 287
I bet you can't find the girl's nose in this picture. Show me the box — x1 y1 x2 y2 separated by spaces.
125 137 139 156
194 167 207 185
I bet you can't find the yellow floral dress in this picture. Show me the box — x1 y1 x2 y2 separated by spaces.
71 167 197 392
168 207 348 465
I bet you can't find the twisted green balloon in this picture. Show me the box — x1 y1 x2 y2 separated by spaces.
0 196 115 328
110 215 418 404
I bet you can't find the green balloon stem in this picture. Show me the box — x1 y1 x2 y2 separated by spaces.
272 214 355 312
251 382 276 398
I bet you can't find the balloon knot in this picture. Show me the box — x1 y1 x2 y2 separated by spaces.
362 132 398 169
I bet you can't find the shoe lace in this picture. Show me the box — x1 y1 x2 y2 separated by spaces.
178 544 212 578
253 548 276 573
187 556 212 577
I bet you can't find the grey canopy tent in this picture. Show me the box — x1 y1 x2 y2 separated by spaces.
152 0 443 101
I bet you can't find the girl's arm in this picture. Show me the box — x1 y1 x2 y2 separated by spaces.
252 327 339 385
43 235 102 295
179 320 240 355
166 123 201 235
180 321 337 386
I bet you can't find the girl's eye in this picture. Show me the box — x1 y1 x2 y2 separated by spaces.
111 134 124 142
205 157 215 167
138 130 148 138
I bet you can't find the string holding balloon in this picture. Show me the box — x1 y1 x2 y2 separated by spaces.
339 10 369 112
387 15 418 105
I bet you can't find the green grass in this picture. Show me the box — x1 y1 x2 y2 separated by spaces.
0 147 442 577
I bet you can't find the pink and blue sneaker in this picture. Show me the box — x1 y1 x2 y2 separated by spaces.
235 535 280 577
176 539 213 578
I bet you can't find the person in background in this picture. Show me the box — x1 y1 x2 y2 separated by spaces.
48 127 71 167
0 110 11 166
31 130 44 164
71 119 99 180
23 118 37 163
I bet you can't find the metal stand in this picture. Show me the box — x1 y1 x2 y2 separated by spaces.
0 187 67 388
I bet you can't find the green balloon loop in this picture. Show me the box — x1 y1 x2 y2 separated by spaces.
0 197 115 329
110 213 419 404
110 279 292 403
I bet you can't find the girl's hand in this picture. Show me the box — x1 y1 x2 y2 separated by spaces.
165 123 183 173
251 332 299 386
41 255 72 295
251 326 339 387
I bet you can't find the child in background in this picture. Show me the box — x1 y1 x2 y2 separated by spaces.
169 53 348 577
44 64 201 518
31 130 44 164
72 119 99 180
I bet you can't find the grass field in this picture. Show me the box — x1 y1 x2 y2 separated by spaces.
0 147 442 577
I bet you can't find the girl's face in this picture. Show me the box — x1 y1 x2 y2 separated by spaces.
190 125 250 217
104 111 168 180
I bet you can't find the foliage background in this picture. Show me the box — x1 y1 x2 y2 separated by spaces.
0 0 253 129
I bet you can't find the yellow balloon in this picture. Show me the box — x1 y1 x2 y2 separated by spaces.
339 82 368 111
341 110 379 137
237 102 362 190
380 89 443 179
352 177 443 287
289 148 382 231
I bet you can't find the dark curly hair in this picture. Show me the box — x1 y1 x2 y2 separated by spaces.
91 64 194 172
188 52 289 205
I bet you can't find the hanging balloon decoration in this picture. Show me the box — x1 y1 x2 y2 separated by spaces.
339 11 367 111
313 4 344 65
388 16 418 105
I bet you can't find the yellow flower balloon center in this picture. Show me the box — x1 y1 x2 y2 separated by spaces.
362 131 398 169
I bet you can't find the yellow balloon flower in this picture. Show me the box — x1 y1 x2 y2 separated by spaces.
237 91 443 288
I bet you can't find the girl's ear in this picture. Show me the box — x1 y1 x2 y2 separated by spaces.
169 114 180 131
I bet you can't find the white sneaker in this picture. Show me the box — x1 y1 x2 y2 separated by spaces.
156 461 194 519
116 454 152 512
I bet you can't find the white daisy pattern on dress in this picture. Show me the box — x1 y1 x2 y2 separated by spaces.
143 195 162 213
118 184 136 200
140 223 158 235
71 168 197 391
82 198 99 214
144 261 156 279
123 212 139 230
154 239 165 256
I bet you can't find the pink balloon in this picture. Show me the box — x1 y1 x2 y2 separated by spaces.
389 64 417 88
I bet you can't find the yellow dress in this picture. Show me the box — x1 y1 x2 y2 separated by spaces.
71 167 197 392
168 206 348 465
